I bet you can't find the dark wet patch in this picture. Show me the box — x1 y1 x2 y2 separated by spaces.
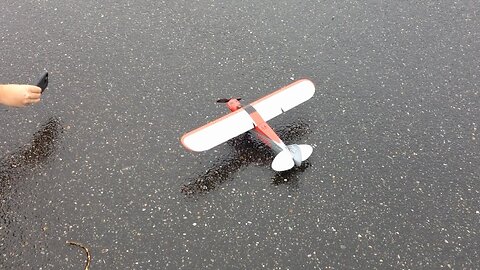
0 117 63 248
0 117 63 194
181 121 311 195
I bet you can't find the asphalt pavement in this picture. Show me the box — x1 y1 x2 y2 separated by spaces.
1 0 479 269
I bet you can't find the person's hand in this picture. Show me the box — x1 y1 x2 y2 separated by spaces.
0 84 42 107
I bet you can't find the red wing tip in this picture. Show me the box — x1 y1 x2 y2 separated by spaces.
180 133 208 152
180 133 194 151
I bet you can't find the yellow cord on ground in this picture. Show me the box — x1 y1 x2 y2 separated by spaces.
66 241 91 270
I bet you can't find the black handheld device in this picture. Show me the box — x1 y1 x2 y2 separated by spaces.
35 72 48 93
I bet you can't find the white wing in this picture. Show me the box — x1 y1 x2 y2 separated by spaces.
181 109 254 152
250 79 315 121
181 79 315 152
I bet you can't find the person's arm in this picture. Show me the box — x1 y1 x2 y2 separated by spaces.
0 84 41 107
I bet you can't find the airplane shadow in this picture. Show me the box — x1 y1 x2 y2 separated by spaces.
181 120 312 195
0 117 63 197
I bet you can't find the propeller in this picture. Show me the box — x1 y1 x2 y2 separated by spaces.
216 98 241 103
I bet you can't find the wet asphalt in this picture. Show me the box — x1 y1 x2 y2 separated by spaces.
1 0 479 269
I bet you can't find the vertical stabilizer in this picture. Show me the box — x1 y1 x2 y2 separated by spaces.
287 144 313 166
288 144 313 166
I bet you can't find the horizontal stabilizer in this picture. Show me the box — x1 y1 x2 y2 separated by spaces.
272 149 295 171
272 144 313 171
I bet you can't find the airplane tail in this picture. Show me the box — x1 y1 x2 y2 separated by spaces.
271 144 313 171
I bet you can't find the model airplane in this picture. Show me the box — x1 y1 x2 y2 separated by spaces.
181 79 315 171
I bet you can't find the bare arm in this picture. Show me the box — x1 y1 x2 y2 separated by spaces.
0 84 42 107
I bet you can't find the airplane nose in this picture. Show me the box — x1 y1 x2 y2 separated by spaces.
227 99 242 111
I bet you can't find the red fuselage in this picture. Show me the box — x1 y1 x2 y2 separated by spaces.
226 99 285 152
